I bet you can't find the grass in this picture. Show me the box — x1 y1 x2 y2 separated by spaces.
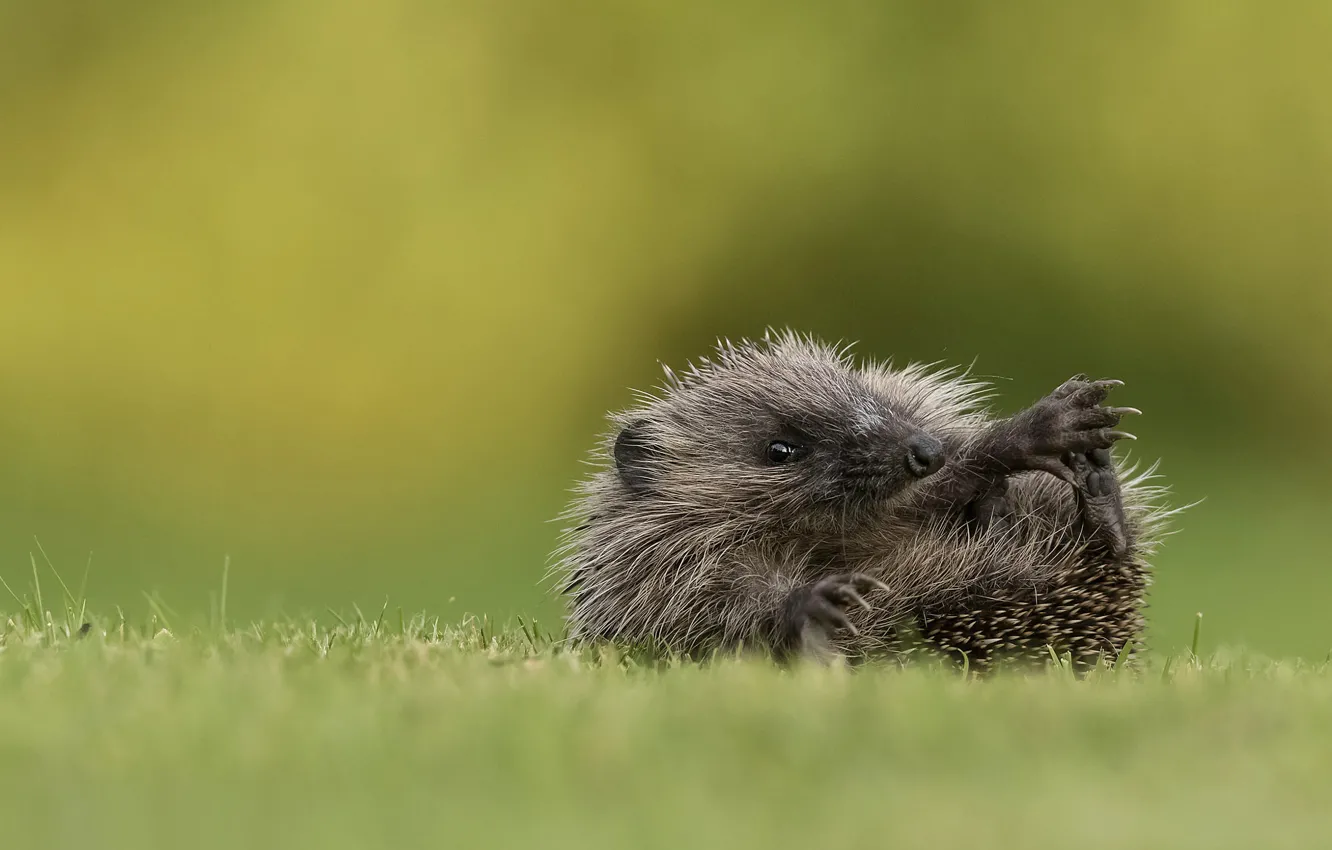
2 565 1331 850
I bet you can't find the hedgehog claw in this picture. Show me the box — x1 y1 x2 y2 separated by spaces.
816 579 874 615
843 589 874 613
847 574 892 596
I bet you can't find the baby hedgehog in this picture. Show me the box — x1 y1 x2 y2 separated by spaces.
552 331 1174 670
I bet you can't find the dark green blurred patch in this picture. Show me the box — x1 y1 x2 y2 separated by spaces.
1 2 1329 657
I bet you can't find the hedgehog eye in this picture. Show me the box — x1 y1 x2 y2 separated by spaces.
765 440 802 464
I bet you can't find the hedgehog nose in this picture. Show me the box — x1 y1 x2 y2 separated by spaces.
904 434 945 478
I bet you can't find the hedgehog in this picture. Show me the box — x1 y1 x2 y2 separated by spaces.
551 331 1176 670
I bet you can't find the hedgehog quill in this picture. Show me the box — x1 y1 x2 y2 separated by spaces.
552 331 1176 670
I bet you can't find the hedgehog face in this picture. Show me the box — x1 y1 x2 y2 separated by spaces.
609 342 947 530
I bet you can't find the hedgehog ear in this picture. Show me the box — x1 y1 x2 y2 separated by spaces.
614 419 659 495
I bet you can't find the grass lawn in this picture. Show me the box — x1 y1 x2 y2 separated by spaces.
2 582 1330 849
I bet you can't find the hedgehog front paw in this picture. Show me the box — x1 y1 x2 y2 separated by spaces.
1011 376 1140 466
1064 447 1129 558
778 573 885 662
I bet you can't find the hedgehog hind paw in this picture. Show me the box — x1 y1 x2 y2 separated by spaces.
1063 449 1129 558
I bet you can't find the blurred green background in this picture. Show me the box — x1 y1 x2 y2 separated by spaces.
2 1 1329 657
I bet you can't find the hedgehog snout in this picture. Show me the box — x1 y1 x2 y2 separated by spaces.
904 434 945 479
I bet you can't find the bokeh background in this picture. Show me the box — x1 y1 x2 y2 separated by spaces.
2 2 1329 657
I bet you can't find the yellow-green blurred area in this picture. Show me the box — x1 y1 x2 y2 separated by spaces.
2 2 1330 655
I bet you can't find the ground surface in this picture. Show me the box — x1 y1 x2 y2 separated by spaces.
2 595 1329 850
